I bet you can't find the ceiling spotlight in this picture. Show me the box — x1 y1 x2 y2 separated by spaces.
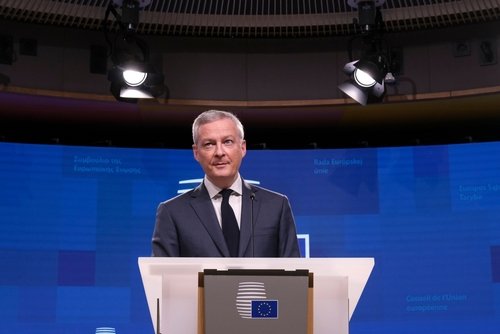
339 0 396 106
339 59 386 106
104 0 165 103
106 45 165 103
108 61 164 102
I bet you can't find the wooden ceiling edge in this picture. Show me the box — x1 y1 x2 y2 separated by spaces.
1 86 116 102
2 84 500 108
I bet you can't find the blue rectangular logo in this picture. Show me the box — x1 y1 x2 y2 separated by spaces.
251 300 278 319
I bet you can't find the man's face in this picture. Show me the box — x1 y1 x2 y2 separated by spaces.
193 118 246 189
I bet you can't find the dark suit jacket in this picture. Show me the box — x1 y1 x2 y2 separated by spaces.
152 180 300 257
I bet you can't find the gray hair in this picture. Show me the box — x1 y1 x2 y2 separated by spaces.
192 110 245 144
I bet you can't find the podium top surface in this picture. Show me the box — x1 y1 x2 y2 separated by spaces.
138 257 375 273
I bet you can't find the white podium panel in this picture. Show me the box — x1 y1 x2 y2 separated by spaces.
138 257 374 334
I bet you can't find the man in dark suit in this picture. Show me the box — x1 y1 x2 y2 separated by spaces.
152 110 300 257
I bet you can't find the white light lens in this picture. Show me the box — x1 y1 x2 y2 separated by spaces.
123 70 147 87
353 69 376 88
120 87 154 99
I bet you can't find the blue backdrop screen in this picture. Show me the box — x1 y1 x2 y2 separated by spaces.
0 141 499 333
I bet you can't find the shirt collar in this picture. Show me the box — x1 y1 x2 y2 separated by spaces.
204 174 243 199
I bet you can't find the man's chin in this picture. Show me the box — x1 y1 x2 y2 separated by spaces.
211 173 232 180
207 173 236 186
210 167 232 176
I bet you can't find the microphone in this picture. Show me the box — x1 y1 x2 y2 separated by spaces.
250 192 256 257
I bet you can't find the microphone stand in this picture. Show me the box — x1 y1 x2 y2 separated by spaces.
250 192 255 257
156 297 161 334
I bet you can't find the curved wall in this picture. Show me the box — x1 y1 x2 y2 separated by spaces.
0 19 499 148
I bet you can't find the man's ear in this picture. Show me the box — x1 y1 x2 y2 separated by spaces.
241 140 247 157
192 144 199 161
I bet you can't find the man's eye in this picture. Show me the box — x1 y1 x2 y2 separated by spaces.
202 143 214 149
224 139 234 146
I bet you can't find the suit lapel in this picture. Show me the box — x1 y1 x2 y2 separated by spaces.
190 184 229 257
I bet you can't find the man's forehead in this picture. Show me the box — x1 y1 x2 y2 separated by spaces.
198 121 237 136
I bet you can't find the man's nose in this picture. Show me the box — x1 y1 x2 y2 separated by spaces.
214 142 225 156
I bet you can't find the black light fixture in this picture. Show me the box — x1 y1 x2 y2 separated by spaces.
339 56 387 106
104 0 165 103
338 0 395 106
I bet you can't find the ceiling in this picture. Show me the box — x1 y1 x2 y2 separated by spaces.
1 0 500 148
1 0 499 38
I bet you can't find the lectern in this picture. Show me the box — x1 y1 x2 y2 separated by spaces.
138 257 374 334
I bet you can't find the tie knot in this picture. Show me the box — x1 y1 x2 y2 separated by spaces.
220 188 233 201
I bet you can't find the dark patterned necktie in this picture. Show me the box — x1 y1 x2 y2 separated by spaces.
220 189 240 257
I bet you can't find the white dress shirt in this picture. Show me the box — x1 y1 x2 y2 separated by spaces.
204 174 243 229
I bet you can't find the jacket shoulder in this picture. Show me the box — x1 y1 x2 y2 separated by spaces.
158 184 204 208
249 184 287 200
